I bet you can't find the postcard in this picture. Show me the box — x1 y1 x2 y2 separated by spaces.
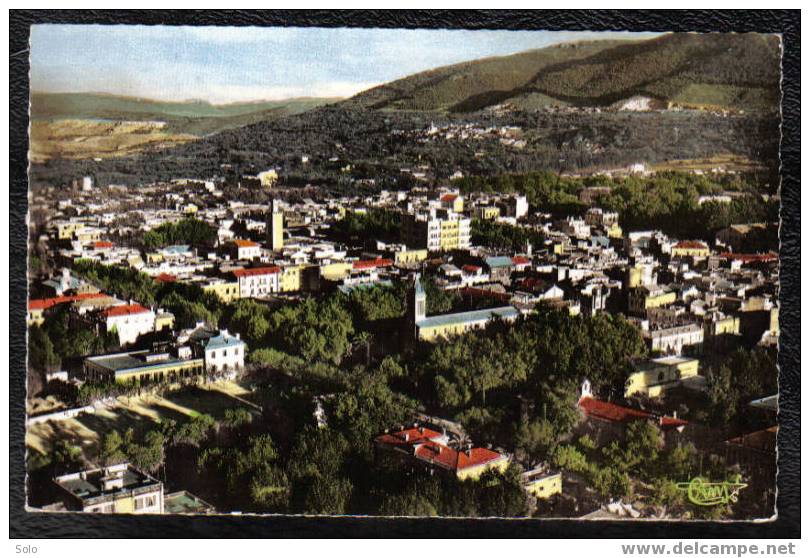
25 24 781 522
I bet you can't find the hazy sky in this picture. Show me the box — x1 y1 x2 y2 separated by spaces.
30 25 661 104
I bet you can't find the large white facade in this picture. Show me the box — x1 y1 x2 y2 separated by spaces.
104 305 156 345
203 330 246 373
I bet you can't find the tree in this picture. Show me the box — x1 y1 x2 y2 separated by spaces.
591 466 631 499
650 478 686 509
471 219 544 252
142 217 217 250
28 325 59 372
332 375 415 458
197 433 288 512
603 420 662 477
225 299 271 347
477 466 528 518
223 408 253 429
659 443 698 481
514 418 557 464
423 275 458 315
125 430 166 474
288 427 350 481
170 414 217 447
249 464 290 509
551 444 589 474
331 209 401 243
98 431 127 466
51 440 84 475
380 490 439 517
159 291 218 329
299 475 353 515
341 284 405 324
269 297 354 365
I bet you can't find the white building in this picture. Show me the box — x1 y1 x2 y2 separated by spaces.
102 303 156 345
513 195 529 220
202 330 246 374
231 239 262 260
644 323 704 355
401 209 471 252
232 266 281 298
556 217 591 239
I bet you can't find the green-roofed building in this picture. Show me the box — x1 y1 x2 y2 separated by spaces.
409 274 519 342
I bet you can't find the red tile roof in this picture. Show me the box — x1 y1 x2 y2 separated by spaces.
375 427 506 472
414 441 505 472
352 258 394 270
103 303 151 318
718 252 778 263
461 265 481 274
232 239 259 248
93 241 114 249
512 256 531 265
232 266 281 278
578 396 688 428
673 240 708 250
440 194 458 202
155 273 177 283
29 292 107 311
519 277 549 291
461 287 512 302
375 426 444 447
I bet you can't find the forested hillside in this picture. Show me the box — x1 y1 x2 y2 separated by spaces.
347 33 781 113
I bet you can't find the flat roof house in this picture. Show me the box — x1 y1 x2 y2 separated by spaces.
53 463 164 514
84 349 204 384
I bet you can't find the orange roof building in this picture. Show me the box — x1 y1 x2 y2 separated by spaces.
28 292 111 326
578 395 688 430
102 303 151 318
375 425 510 480
352 258 394 271
231 266 281 278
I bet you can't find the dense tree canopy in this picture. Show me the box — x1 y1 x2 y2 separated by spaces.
471 219 545 252
269 297 354 365
456 170 776 242
331 209 402 244
142 217 217 249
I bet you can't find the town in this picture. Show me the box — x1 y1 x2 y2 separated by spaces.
25 162 779 519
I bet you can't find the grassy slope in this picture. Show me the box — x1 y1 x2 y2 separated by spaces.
345 40 629 112
345 33 780 113
29 93 340 160
525 33 781 110
30 92 340 136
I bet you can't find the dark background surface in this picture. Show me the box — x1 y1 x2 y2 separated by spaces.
9 10 800 538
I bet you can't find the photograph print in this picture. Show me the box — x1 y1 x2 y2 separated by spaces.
25 23 781 521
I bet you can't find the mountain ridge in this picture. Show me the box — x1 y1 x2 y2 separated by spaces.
345 33 781 113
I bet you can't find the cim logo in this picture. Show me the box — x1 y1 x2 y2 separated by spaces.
676 476 748 506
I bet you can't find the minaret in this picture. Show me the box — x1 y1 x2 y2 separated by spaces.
408 273 427 339
413 274 426 323
268 199 284 251
407 274 427 341
579 378 592 402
